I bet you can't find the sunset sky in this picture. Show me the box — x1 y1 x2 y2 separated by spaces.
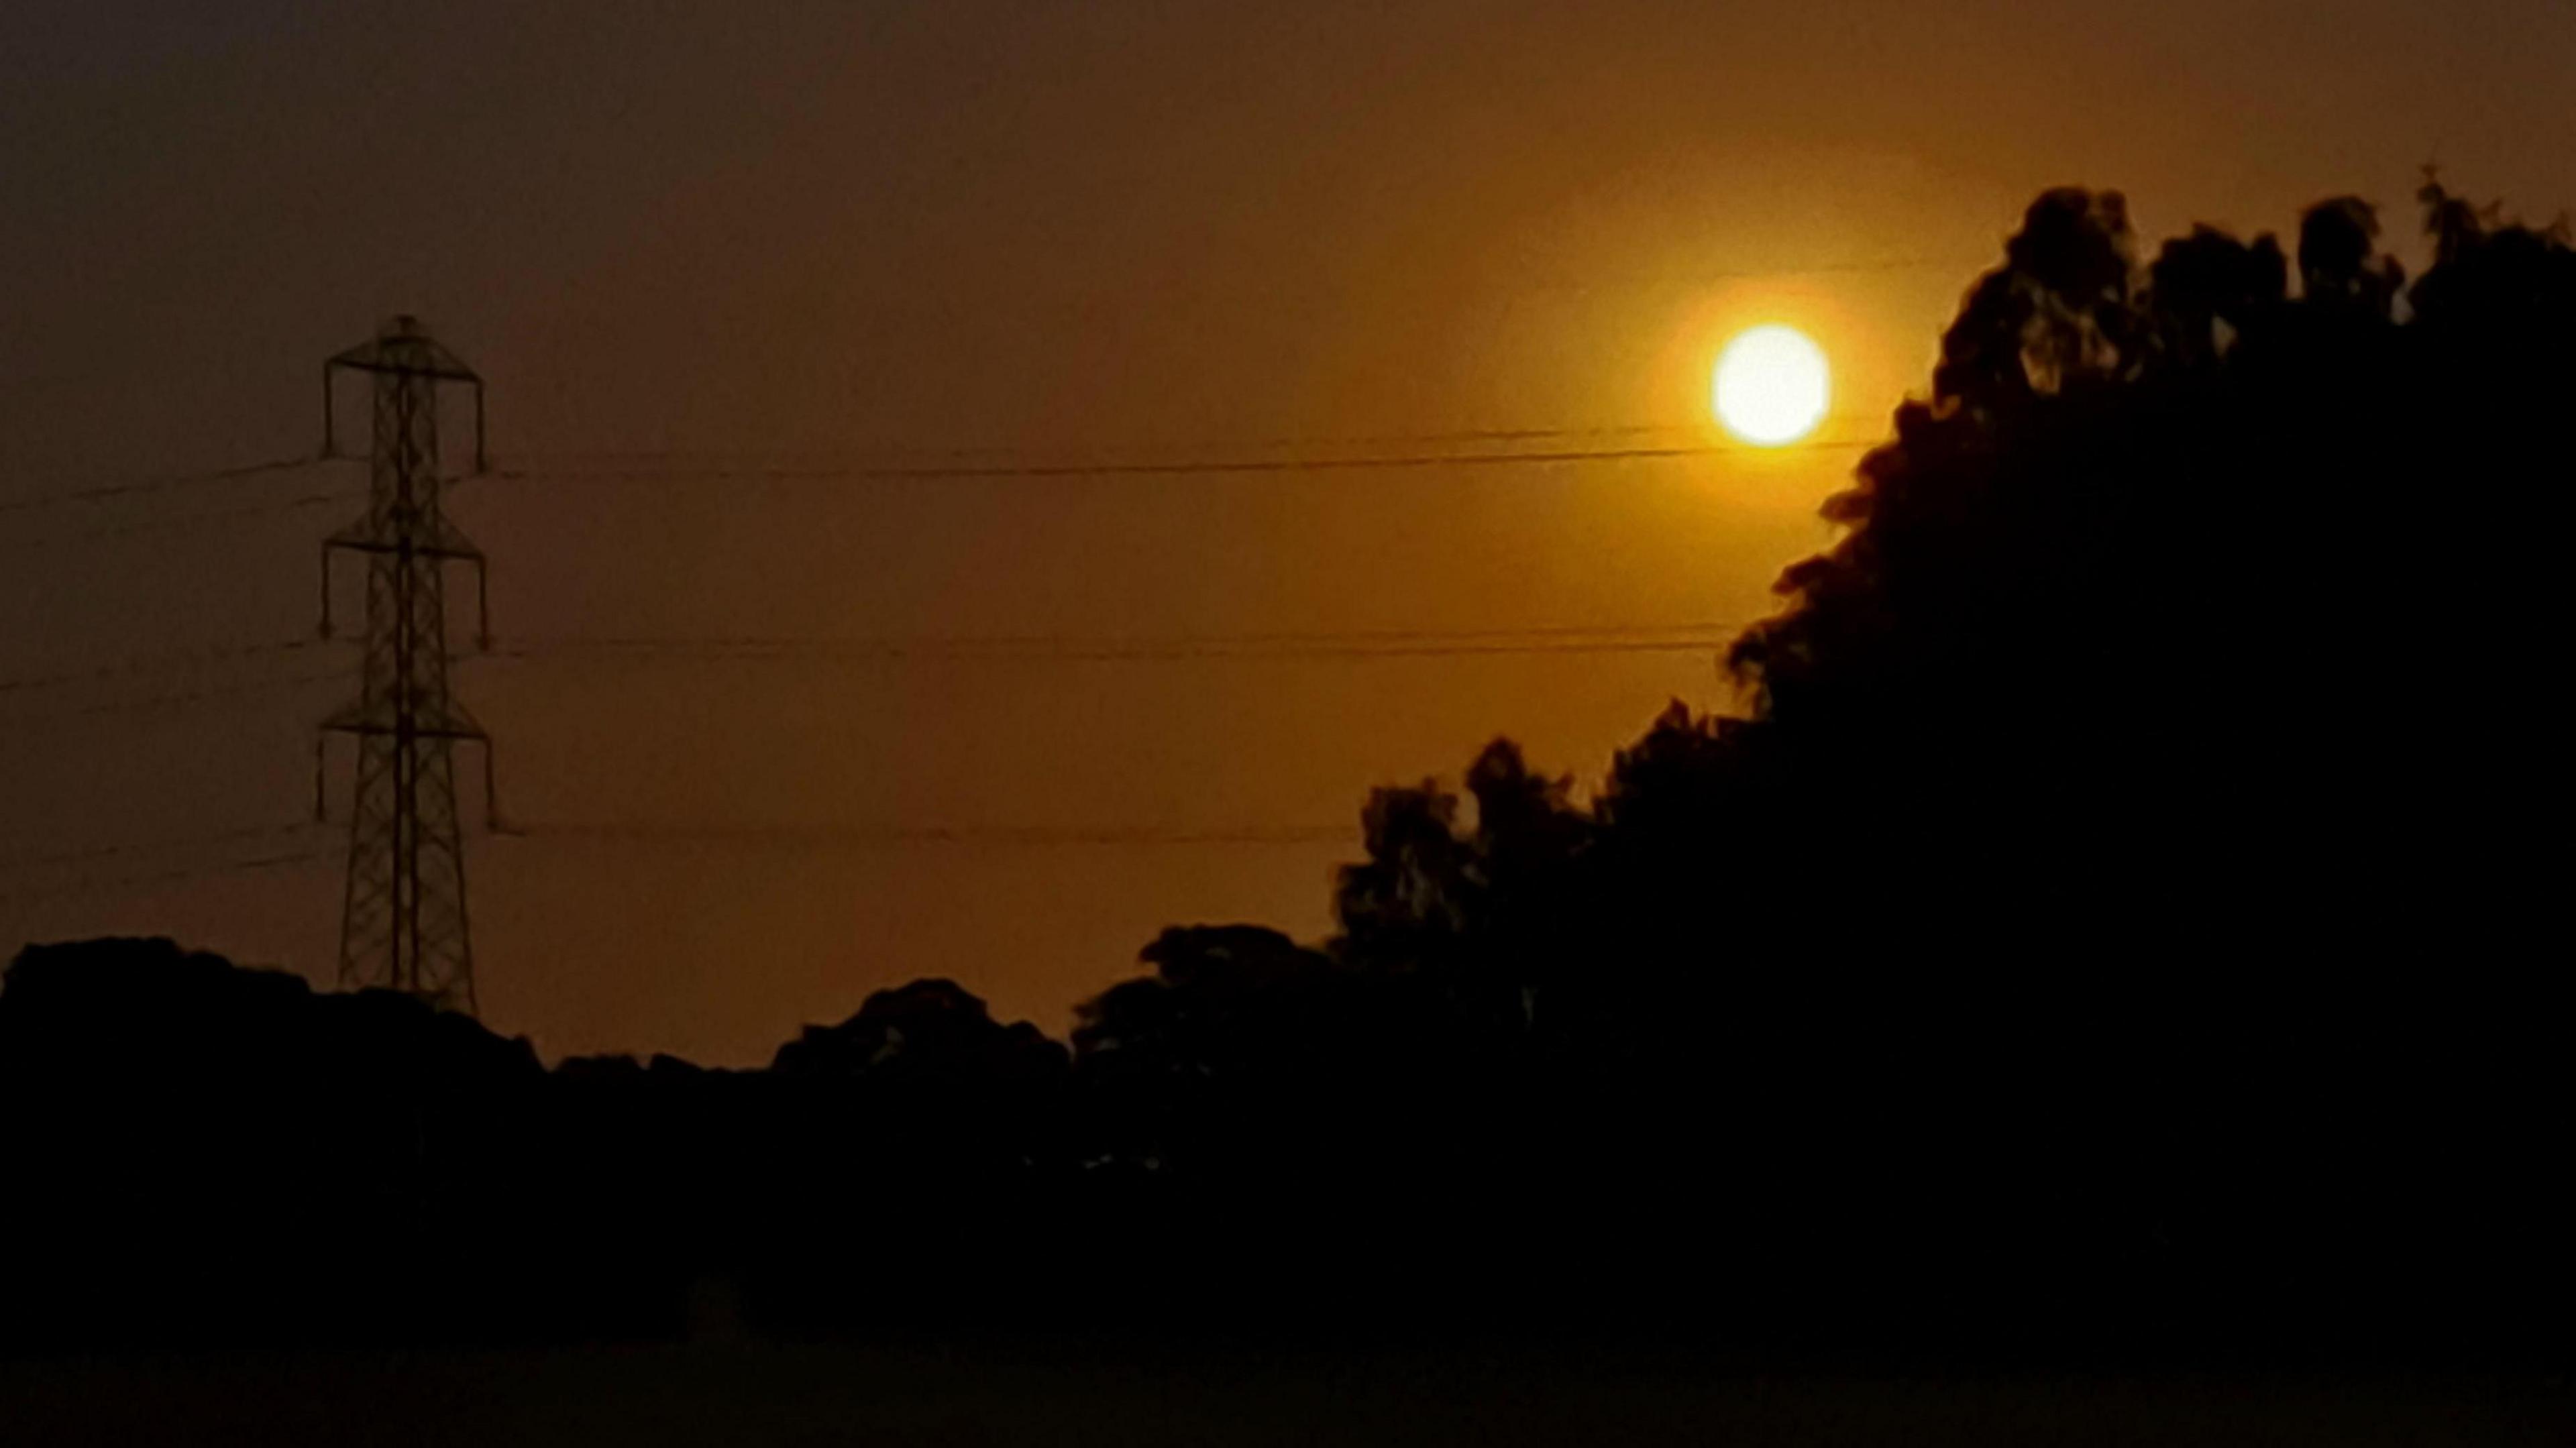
4 1 2571 1062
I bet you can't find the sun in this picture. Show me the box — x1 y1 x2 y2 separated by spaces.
1712 325 1831 446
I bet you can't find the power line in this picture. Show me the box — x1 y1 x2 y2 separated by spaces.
0 668 344 728
0 455 325 517
1511 254 2001 292
0 423 1881 531
0 416 1887 514
503 414 1882 467
484 624 1747 666
0 622 1748 700
68 491 351 541
0 821 323 875
0 846 335 908
489 437 1873 486
502 821 1354 850
0 639 327 698
0 622 1737 740
0 491 362 559
70 671 343 717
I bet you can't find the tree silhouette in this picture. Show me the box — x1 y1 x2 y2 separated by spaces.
1058 182 2576 1344
775 977 1068 1093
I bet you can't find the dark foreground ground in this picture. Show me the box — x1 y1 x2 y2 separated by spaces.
4 1338 2569 1448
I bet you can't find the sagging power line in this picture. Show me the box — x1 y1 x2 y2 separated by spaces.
0 624 1749 712
500 414 1883 467
0 670 345 730
0 492 355 559
0 820 324 875
0 421 1875 540
490 437 1873 486
484 622 1750 666
0 846 335 908
7 408 1885 502
0 639 330 698
503 822 1355 850
0 455 324 518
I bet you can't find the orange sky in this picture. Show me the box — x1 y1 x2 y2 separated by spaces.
5 2 2573 1062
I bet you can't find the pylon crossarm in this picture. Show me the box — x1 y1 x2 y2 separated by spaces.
323 719 490 743
328 357 480 383
324 535 485 562
326 330 480 384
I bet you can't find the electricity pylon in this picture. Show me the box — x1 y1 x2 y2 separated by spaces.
315 317 496 1014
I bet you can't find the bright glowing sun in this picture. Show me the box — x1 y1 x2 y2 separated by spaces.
1713 325 1830 445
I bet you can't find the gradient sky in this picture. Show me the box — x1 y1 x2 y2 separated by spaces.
5 1 2571 1063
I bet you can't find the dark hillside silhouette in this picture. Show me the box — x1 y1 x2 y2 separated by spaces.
5 184 2574 1365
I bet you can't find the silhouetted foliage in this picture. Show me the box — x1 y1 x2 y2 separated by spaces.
1065 179 2576 1351
757 977 1066 1216
775 977 1067 1090
0 939 553 1347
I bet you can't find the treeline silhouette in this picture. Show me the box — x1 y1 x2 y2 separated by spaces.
6 180 2573 1364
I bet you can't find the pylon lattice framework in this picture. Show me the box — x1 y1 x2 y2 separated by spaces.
315 317 496 1015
